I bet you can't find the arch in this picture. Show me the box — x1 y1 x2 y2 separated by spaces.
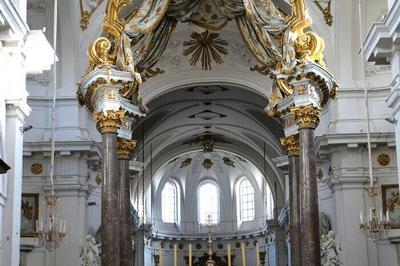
198 180 220 224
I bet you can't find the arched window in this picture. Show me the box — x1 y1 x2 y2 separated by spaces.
162 181 177 223
239 178 255 222
198 181 219 224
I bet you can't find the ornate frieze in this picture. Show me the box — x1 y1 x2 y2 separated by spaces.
290 104 321 129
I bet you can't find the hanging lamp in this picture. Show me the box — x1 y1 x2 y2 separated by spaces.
35 0 67 250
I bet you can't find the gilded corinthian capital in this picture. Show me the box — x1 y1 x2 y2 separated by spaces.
290 104 321 129
93 110 126 133
280 134 300 156
117 138 137 160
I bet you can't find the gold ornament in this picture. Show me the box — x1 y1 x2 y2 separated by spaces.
280 134 300 156
290 104 321 129
31 163 44 175
79 0 105 31
289 0 326 66
95 174 102 186
313 0 333 26
377 154 390 166
202 159 213 170
117 138 137 160
93 110 126 133
183 31 228 71
103 0 132 38
180 158 192 168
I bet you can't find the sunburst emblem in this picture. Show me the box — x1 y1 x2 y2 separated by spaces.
183 30 229 71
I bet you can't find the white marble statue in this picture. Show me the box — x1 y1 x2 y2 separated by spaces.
79 235 100 266
320 231 341 266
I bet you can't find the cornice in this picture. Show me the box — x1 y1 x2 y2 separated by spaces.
316 132 396 150
23 141 102 157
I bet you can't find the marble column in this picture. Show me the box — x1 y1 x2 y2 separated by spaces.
94 110 126 266
291 104 321 266
281 134 301 266
118 138 137 266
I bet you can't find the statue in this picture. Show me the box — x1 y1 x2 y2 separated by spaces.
320 231 341 266
79 234 100 266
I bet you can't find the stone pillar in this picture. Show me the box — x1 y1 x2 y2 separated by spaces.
118 138 137 266
93 110 125 266
291 104 321 266
281 134 301 266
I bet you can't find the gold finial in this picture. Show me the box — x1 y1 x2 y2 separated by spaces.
117 138 137 160
280 134 300 156
290 104 321 129
93 110 126 134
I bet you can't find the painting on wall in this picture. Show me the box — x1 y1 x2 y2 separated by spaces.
20 193 39 237
382 184 400 228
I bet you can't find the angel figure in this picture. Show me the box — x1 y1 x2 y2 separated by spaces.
79 234 100 266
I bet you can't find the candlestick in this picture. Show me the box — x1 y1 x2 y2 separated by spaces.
173 244 177 266
189 244 192 266
227 244 231 266
256 242 260 266
241 242 246 266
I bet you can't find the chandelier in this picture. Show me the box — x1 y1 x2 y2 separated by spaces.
357 0 392 240
35 194 67 251
35 0 66 250
359 187 390 240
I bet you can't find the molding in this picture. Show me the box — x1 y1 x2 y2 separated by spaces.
0 0 29 40
23 141 102 157
364 0 400 63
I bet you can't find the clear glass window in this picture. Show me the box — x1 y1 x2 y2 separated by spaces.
239 178 255 222
198 181 219 224
162 181 177 223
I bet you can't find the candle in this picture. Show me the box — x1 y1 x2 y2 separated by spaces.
380 210 383 222
241 242 246 266
173 244 177 266
227 244 231 266
159 245 163 266
256 242 260 266
189 244 192 266
360 211 363 223
386 210 390 222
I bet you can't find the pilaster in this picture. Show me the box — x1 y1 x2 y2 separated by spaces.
1 101 30 266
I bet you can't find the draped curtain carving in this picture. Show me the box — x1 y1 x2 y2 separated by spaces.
116 0 289 73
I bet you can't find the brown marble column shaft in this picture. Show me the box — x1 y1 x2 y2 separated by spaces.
101 132 121 265
299 128 320 265
117 138 136 266
289 155 302 266
290 104 321 266
281 134 302 266
93 110 125 266
119 158 133 266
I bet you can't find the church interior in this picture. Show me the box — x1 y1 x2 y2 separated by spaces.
1 0 400 265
